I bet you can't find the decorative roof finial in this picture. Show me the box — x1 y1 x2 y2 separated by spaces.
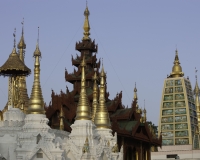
37 26 39 45
22 18 24 34
194 67 200 105
82 3 91 41
143 99 146 118
18 18 26 61
169 49 184 78
134 82 138 101
33 27 41 57
195 67 198 81
194 67 200 133
13 28 16 48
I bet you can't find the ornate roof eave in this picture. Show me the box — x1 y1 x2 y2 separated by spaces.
111 120 157 144
0 48 31 76
107 92 123 112
65 71 95 82
75 40 98 52
72 54 98 67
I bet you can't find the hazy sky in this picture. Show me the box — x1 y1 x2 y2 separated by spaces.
0 1 200 125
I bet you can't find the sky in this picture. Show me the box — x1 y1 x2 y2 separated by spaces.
0 1 200 126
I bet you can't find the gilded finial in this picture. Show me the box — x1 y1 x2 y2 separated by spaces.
27 28 45 114
18 18 26 51
134 82 138 101
92 67 98 122
10 28 18 56
59 105 65 130
13 28 16 48
75 55 91 120
18 18 26 63
94 65 111 128
82 4 91 40
194 67 200 125
194 68 199 95
169 49 184 78
143 99 147 122
34 27 41 57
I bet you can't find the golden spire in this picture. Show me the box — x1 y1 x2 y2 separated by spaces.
194 74 200 111
134 82 138 101
59 105 64 130
94 64 111 128
75 55 91 120
169 49 184 78
82 3 91 41
27 27 45 114
143 100 147 123
18 18 26 62
194 68 200 131
91 67 98 122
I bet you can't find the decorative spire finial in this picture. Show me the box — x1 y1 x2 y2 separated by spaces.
22 18 24 35
134 82 138 101
91 66 98 122
169 49 184 78
194 68 200 133
195 67 198 80
37 26 39 45
82 4 91 40
33 27 41 57
75 55 91 120
94 65 111 128
13 28 16 48
27 28 45 114
18 18 26 61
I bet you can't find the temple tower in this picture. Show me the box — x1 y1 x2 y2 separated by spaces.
158 50 198 145
64 5 102 105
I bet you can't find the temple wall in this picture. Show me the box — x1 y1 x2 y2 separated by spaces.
0 134 17 159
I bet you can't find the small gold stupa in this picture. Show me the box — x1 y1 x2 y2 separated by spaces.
27 28 45 114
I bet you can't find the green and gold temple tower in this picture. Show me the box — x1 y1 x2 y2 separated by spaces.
158 50 198 145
